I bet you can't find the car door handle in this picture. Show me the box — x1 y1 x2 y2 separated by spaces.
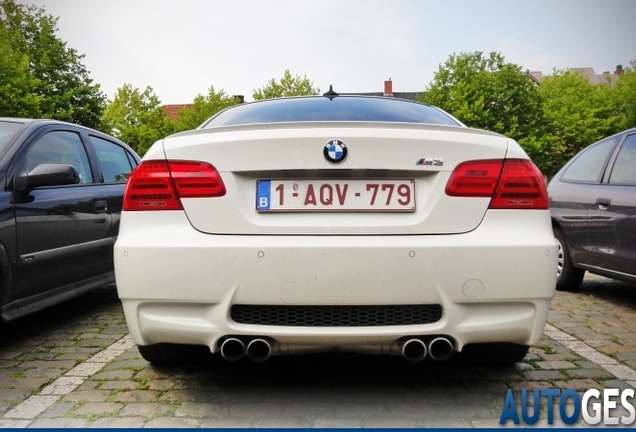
95 200 108 213
596 197 611 210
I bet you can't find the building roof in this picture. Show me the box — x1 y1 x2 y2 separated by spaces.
529 65 625 85
162 104 191 121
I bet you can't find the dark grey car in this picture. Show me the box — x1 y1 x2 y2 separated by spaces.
0 118 140 321
549 127 636 291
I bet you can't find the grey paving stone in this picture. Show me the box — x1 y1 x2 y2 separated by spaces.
146 379 183 391
135 368 166 379
120 403 172 417
112 390 160 402
99 379 142 390
77 339 112 348
144 417 199 428
91 369 134 380
20 360 76 370
54 353 93 361
73 402 123 416
61 390 111 402
566 368 614 379
28 418 88 428
254 417 313 427
0 377 50 389
103 359 149 371
200 418 254 427
0 388 32 403
159 390 211 402
174 402 229 418
535 361 577 370
39 401 75 419
522 370 567 381
89 417 145 428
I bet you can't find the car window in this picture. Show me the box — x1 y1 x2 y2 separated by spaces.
0 121 23 153
89 135 135 183
25 131 93 184
202 96 461 128
609 134 636 185
560 136 619 184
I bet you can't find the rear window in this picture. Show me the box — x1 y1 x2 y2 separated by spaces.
0 121 24 153
202 96 461 128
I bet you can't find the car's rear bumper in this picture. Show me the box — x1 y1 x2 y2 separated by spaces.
115 210 557 353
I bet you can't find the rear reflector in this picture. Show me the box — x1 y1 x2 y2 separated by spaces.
446 159 548 209
123 160 226 211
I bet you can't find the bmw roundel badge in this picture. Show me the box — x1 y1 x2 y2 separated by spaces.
324 140 348 164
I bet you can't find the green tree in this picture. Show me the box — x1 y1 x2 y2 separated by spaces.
613 59 636 130
0 0 105 128
536 69 623 175
0 21 41 117
419 52 543 150
253 69 319 100
102 84 170 155
172 86 240 132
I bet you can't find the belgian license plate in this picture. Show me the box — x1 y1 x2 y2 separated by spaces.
256 179 416 212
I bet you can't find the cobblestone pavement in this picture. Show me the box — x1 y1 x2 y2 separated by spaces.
0 274 634 428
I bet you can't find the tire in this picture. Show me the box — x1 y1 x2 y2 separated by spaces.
138 343 212 366
461 343 530 366
553 227 585 292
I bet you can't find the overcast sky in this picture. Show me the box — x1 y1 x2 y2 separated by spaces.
30 0 636 105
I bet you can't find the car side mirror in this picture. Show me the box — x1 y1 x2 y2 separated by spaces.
14 164 81 192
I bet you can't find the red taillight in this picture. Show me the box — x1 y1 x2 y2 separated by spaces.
445 159 504 197
490 159 548 209
446 159 548 209
123 160 226 211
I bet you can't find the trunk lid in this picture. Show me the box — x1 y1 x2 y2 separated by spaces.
160 122 510 235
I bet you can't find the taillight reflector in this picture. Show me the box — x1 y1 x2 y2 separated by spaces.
123 160 226 211
446 159 548 209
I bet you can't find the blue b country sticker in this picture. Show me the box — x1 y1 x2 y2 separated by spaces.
256 180 271 210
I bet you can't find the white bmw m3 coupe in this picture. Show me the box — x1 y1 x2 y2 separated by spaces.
115 93 557 366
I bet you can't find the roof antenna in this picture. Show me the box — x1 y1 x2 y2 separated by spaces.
323 85 339 100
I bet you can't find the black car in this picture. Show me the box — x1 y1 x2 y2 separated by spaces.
549 127 636 291
0 118 140 321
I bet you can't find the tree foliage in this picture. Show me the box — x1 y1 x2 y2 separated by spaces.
535 69 623 175
0 0 105 128
253 69 320 100
419 52 543 146
102 84 170 155
613 59 636 130
172 86 240 132
418 51 636 176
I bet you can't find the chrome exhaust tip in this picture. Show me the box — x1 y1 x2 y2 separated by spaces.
428 337 453 362
220 338 245 361
401 338 427 362
246 338 272 363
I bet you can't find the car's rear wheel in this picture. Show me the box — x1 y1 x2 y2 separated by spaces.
461 342 530 366
553 227 585 292
138 343 211 366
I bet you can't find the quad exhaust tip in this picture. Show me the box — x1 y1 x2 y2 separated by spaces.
220 338 245 362
247 338 272 363
402 338 427 362
428 337 454 362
